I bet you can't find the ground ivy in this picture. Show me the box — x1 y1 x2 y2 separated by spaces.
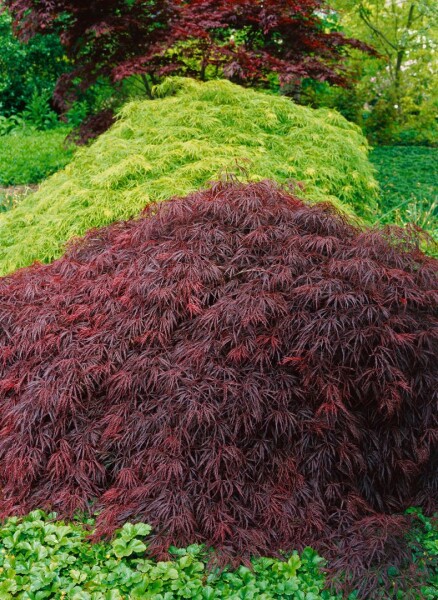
0 511 340 599
0 510 436 599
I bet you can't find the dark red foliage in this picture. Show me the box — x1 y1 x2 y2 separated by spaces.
3 1 374 110
0 181 437 595
3 0 180 109
66 109 116 145
174 0 374 88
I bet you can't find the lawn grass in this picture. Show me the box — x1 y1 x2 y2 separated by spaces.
0 127 75 187
370 146 437 238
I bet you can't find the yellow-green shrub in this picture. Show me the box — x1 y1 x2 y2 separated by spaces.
0 78 378 276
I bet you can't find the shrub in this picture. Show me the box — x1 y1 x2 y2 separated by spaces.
20 90 59 131
0 10 68 117
0 181 436 596
0 78 378 276
0 128 74 186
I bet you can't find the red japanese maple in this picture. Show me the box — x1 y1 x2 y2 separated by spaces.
173 0 372 87
3 1 373 110
0 181 436 596
3 0 180 108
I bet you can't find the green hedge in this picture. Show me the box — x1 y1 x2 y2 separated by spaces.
0 128 74 187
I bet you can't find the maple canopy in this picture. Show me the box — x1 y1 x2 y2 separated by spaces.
3 0 372 108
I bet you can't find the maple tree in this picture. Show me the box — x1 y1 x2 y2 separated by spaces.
0 181 436 596
174 0 373 87
0 77 378 275
3 0 372 109
3 0 179 108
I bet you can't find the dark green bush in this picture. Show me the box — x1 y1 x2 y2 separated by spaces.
0 128 74 186
370 146 437 244
0 11 67 117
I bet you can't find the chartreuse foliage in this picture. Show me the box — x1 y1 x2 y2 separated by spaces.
0 78 378 276
0 511 338 600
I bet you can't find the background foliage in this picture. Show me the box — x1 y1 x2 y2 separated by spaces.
310 0 438 146
0 128 74 186
370 146 437 240
2 0 372 115
0 10 67 117
0 6 129 136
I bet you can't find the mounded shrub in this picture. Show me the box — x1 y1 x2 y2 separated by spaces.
0 78 378 276
0 181 436 595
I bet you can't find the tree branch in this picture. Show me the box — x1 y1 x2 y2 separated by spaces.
358 4 398 53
